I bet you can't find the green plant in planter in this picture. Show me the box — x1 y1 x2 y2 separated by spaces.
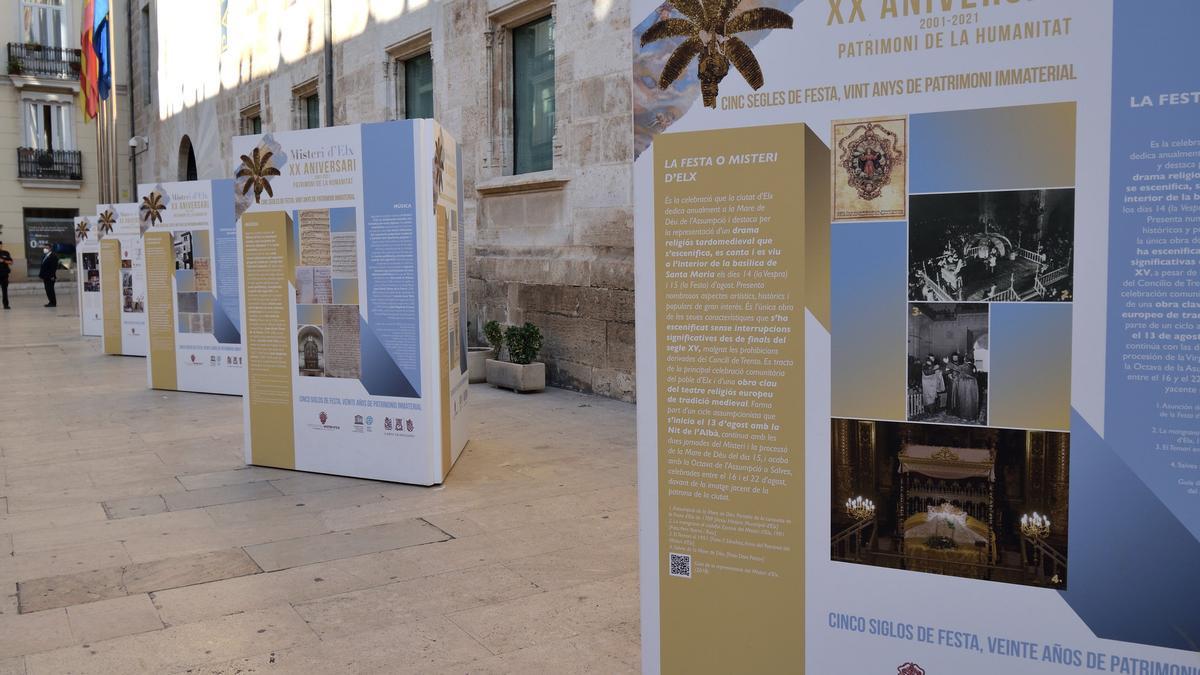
7 58 22 76
483 320 504 358
504 322 543 365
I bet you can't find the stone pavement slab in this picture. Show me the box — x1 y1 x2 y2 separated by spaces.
17 549 261 613
161 481 283 512
176 466 296 491
0 608 74 659
293 563 541 639
23 605 313 675
446 572 639 655
180 616 492 675
101 494 168 520
244 519 450 572
64 594 164 643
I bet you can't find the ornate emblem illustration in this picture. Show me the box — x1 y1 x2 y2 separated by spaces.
832 116 907 221
897 663 926 675
140 191 166 233
640 0 793 108
236 147 282 203
838 121 903 202
75 218 90 242
97 209 116 238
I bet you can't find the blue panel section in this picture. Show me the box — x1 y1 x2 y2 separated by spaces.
212 297 240 344
361 121 421 397
1105 0 1200 542
359 315 418 398
210 179 242 340
909 104 1075 194
830 220 908 420
1060 411 1200 652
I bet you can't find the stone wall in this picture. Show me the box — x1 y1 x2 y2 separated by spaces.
131 0 635 401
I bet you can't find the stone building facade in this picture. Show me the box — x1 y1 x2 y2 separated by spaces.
129 0 635 400
1 0 131 281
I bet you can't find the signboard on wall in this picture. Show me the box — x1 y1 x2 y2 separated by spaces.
633 1 1200 673
97 203 147 357
138 179 244 396
234 120 468 485
75 216 102 337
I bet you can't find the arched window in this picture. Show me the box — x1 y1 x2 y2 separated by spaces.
178 135 198 181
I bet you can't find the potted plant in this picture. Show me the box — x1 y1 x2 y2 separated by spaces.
467 320 502 383
485 322 545 393
7 58 23 76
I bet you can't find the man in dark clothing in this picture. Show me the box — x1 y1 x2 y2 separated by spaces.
0 240 11 309
38 244 57 308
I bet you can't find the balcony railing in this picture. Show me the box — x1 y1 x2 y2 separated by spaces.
17 148 83 182
7 43 82 81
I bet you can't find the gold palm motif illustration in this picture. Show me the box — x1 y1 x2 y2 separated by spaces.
76 219 90 242
236 147 281 203
98 209 116 237
641 0 793 108
140 192 165 228
433 133 445 213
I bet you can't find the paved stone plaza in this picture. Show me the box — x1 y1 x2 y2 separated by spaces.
0 302 638 673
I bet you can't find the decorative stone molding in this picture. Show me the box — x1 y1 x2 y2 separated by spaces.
476 170 569 197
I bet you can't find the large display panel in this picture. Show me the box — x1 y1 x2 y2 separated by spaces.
97 203 147 357
138 180 244 395
75 216 102 337
633 1 1200 673
234 120 468 485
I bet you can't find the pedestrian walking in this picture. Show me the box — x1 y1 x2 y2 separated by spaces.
0 240 11 309
38 244 58 308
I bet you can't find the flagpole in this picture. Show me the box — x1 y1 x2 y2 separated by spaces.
96 96 107 204
107 1 119 203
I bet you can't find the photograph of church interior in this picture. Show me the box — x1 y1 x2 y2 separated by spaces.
909 188 1075 303
831 419 1069 589
908 302 988 426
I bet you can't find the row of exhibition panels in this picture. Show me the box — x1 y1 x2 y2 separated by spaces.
73 120 469 485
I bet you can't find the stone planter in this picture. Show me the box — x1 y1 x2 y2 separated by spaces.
485 359 545 393
467 347 492 383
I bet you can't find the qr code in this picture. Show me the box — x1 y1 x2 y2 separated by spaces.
669 552 691 578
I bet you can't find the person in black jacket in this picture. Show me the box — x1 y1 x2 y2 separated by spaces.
38 244 58 308
0 240 12 309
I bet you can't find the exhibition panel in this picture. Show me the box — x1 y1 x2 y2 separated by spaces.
137 180 245 396
233 120 469 485
75 215 102 337
633 0 1200 673
97 202 147 357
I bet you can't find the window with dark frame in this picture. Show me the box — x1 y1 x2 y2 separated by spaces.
512 15 555 175
304 93 320 129
403 52 434 120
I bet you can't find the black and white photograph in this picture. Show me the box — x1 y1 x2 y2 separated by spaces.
174 231 194 270
909 189 1074 303
908 303 988 426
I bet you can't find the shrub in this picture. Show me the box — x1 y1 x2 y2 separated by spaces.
483 320 504 357
504 322 543 365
